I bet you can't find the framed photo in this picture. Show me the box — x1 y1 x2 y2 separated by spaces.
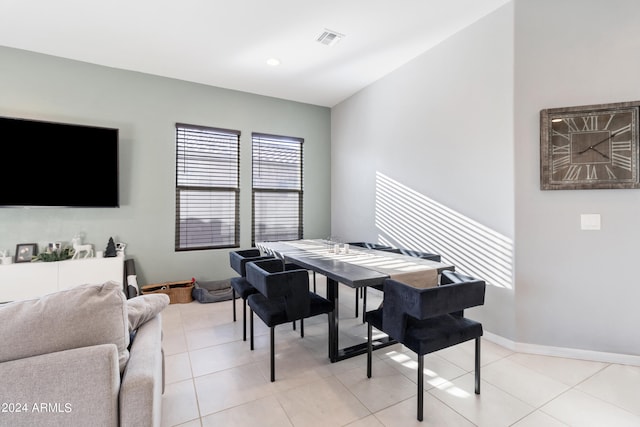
47 242 62 252
15 243 37 263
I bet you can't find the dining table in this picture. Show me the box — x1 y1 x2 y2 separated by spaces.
255 239 455 362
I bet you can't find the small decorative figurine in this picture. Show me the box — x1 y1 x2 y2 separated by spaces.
72 243 94 259
105 237 118 258
115 242 127 257
71 235 93 259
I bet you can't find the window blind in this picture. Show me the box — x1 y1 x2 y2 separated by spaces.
252 133 303 245
175 123 240 250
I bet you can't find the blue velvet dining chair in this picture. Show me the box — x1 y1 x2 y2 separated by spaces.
384 247 442 262
350 243 443 322
229 249 273 341
245 258 334 382
366 270 486 422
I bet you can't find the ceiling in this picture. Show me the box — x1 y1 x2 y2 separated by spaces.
0 0 509 107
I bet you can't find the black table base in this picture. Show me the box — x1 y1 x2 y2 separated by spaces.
326 277 397 362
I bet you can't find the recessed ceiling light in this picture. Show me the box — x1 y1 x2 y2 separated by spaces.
266 58 281 67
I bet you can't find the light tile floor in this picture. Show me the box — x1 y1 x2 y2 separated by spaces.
161 275 640 426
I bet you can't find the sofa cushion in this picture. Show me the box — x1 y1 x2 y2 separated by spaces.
0 281 130 371
127 293 170 332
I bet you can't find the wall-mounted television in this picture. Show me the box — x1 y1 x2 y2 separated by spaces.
0 116 119 207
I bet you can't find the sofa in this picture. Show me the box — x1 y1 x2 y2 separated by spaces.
0 280 169 427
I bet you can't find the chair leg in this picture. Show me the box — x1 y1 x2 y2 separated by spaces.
300 318 304 338
367 322 372 378
270 327 275 382
232 288 237 321
249 308 254 350
417 354 424 422
354 288 359 318
475 337 481 394
242 298 247 341
313 271 316 293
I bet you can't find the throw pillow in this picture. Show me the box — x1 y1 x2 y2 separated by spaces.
127 293 170 332
0 281 130 372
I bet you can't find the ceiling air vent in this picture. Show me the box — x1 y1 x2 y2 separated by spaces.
316 29 344 46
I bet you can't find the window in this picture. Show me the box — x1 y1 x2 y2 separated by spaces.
175 123 240 250
252 133 303 245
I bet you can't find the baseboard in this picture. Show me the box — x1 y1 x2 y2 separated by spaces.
483 332 640 367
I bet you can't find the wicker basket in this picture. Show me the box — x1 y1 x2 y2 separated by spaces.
141 280 194 304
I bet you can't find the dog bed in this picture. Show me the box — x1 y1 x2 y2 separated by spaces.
192 278 234 303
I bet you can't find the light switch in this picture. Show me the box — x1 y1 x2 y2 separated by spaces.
581 214 601 230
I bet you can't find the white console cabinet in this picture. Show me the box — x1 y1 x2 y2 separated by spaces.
0 257 124 303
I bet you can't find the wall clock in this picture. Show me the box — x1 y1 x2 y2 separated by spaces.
540 100 640 190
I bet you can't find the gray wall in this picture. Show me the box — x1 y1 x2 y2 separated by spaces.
514 0 640 356
332 4 515 339
0 46 331 284
333 0 640 357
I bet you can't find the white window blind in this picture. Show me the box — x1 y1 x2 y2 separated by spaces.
176 123 240 250
252 133 303 245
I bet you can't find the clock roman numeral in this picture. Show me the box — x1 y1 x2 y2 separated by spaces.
603 114 615 130
611 140 632 152
563 165 582 181
605 165 617 179
565 118 580 133
581 116 598 131
612 123 631 137
552 144 571 155
552 153 571 173
586 164 597 180
552 129 570 141
612 153 632 171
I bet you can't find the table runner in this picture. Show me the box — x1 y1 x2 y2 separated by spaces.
262 239 439 288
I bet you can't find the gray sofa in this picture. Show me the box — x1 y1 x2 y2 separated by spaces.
0 281 169 427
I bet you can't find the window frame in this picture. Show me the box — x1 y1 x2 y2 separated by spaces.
251 132 304 246
175 123 240 251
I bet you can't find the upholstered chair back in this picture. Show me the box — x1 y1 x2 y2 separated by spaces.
229 248 271 276
382 271 485 343
246 259 311 320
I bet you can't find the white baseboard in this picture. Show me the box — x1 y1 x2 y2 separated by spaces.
483 332 640 367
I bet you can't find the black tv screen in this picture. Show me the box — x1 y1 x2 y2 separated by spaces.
0 116 119 207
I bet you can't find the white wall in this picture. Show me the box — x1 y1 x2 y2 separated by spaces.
0 46 331 285
514 0 640 355
333 0 640 358
332 4 515 338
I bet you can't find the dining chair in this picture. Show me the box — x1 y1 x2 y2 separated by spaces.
366 270 486 421
383 247 442 262
229 249 273 341
245 258 334 382
348 242 394 251
361 247 442 322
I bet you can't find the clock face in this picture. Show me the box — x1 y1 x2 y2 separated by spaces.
541 102 640 190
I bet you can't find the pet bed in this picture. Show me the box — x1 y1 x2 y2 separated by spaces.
192 278 234 303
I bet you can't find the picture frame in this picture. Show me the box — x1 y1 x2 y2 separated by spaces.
47 242 62 253
15 243 37 263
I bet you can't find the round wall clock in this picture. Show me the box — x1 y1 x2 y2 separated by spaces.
540 100 640 190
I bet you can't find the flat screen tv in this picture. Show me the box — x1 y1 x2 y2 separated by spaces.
0 116 119 207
